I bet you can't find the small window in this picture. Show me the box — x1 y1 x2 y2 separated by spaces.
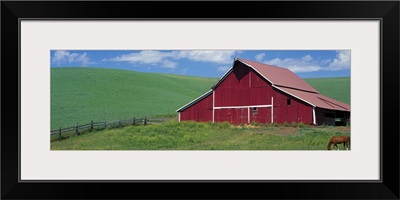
287 99 291 106
253 107 258 114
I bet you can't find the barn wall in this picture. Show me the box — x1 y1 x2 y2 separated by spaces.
214 62 273 107
214 108 248 124
250 107 271 124
180 93 213 122
213 62 313 124
271 88 314 124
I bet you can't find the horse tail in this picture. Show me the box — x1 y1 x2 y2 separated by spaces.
347 136 350 149
327 138 333 150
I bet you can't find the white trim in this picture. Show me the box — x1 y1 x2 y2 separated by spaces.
176 89 213 112
178 112 181 122
271 97 274 123
248 107 250 124
272 85 317 107
212 90 215 123
214 105 272 110
313 107 316 125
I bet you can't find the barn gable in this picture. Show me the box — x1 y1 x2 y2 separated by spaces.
177 58 350 125
211 58 350 111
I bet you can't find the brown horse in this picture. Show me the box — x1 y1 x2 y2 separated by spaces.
327 136 350 150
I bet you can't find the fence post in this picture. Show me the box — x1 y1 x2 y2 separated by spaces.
58 127 62 140
133 117 135 125
144 116 147 125
119 120 122 128
75 123 79 135
90 120 93 132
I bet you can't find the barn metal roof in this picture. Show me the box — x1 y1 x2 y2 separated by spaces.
275 86 350 111
237 58 319 93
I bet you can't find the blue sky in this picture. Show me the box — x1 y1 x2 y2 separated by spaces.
50 50 350 78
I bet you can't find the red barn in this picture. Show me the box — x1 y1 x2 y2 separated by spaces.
176 58 350 126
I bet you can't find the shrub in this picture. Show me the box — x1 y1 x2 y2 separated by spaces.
251 121 260 126
297 122 307 128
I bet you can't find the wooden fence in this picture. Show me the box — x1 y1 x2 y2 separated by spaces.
50 116 165 140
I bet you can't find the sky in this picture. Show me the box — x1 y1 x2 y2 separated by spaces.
50 50 350 78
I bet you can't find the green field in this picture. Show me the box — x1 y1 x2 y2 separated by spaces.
304 77 350 104
51 121 350 150
51 68 218 129
51 68 350 130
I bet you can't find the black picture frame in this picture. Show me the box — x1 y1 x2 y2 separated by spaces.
2 1 399 199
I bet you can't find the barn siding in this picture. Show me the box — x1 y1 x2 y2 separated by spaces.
271 88 313 124
215 62 272 107
180 93 213 122
250 107 271 124
180 61 314 125
214 108 248 124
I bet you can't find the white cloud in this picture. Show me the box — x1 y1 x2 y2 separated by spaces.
320 59 332 65
52 50 94 66
107 50 176 65
264 57 282 66
217 66 230 73
263 57 321 73
301 55 313 62
327 50 350 71
68 53 79 63
261 51 350 73
162 60 178 69
255 53 266 62
75 52 94 65
177 50 236 64
52 50 69 65
105 50 238 70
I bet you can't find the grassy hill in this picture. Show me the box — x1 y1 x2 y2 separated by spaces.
51 68 350 130
304 77 350 105
51 68 218 129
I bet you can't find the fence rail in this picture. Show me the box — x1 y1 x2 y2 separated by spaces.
51 116 165 140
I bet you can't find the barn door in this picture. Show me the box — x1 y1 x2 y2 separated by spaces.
250 107 271 124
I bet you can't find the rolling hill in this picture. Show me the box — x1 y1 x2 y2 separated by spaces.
51 68 218 129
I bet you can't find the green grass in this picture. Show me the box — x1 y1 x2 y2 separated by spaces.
51 121 350 150
51 68 218 129
305 77 350 105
